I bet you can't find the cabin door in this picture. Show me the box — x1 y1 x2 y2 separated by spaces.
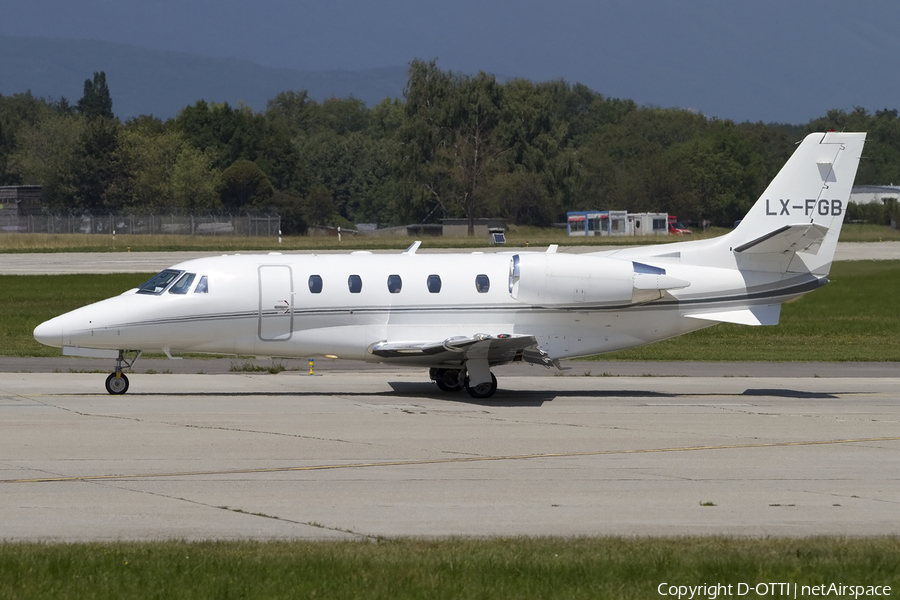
258 265 293 342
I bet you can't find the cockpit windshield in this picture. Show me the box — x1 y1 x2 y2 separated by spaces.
168 272 196 295
136 269 184 295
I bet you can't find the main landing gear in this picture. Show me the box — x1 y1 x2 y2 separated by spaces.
105 350 141 395
429 367 499 399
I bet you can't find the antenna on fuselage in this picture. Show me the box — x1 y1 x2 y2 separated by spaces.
403 241 422 255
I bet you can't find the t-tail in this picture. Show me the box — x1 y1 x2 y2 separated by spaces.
723 131 866 277
598 132 865 328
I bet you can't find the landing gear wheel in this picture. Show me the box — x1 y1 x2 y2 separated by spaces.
432 368 464 392
105 373 129 395
465 373 498 399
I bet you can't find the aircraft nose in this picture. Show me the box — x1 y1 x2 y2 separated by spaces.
33 317 63 348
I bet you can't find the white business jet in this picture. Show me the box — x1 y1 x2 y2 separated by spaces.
34 132 865 398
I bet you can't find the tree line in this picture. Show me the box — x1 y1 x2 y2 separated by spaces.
2 63 900 234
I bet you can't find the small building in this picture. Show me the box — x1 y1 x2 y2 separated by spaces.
627 213 670 236
567 210 665 236
850 185 900 205
0 185 43 232
566 210 629 236
441 218 507 237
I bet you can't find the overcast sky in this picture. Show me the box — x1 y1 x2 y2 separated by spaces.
2 0 898 123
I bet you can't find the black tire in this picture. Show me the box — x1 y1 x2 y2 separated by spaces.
465 373 497 399
105 373 129 395
434 368 464 392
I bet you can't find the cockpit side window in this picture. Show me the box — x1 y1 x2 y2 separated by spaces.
136 269 184 295
168 272 196 295
194 275 209 294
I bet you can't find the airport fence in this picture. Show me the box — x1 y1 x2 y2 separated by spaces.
0 213 282 237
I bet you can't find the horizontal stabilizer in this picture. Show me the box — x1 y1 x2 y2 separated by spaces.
685 305 781 326
733 224 827 255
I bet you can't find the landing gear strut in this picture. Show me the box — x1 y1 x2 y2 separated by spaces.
106 350 141 395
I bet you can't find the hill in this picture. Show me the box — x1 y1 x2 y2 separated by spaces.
0 36 409 119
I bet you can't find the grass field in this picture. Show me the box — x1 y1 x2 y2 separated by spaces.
0 537 897 600
1 261 897 361
1 223 898 253
0 273 151 357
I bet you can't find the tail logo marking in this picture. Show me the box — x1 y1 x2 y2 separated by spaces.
765 199 843 217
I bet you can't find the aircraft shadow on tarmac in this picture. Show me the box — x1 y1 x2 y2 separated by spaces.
60 385 839 405
386 382 841 404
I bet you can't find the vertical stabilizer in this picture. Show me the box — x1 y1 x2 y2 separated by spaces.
728 132 865 275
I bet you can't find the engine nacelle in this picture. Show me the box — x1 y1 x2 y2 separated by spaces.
508 254 689 306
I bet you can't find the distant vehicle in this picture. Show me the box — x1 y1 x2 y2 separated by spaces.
668 216 692 235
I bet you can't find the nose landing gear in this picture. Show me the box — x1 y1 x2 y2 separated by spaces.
105 350 141 395
105 372 129 395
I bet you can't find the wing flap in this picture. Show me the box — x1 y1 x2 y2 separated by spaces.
369 333 553 366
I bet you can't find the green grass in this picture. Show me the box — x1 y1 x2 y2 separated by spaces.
0 537 897 600
0 273 152 357
229 359 288 374
2 261 898 361
840 222 900 242
0 223 897 253
595 261 900 362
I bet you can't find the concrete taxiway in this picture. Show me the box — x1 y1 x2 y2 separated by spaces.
1 241 899 275
1 371 898 541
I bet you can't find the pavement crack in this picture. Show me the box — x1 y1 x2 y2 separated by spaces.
216 505 379 540
20 397 379 447
83 478 375 540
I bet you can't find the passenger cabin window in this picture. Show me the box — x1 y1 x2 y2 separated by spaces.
168 272 196 295
194 275 209 294
475 274 490 293
348 274 363 293
136 269 183 295
427 274 442 293
387 274 402 294
308 274 323 294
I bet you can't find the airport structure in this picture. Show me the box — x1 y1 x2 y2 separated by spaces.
850 184 900 204
441 218 508 237
566 210 669 236
0 185 43 232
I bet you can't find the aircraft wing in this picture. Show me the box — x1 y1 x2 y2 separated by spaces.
369 333 554 367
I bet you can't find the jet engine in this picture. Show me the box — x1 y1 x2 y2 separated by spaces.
508 254 689 306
